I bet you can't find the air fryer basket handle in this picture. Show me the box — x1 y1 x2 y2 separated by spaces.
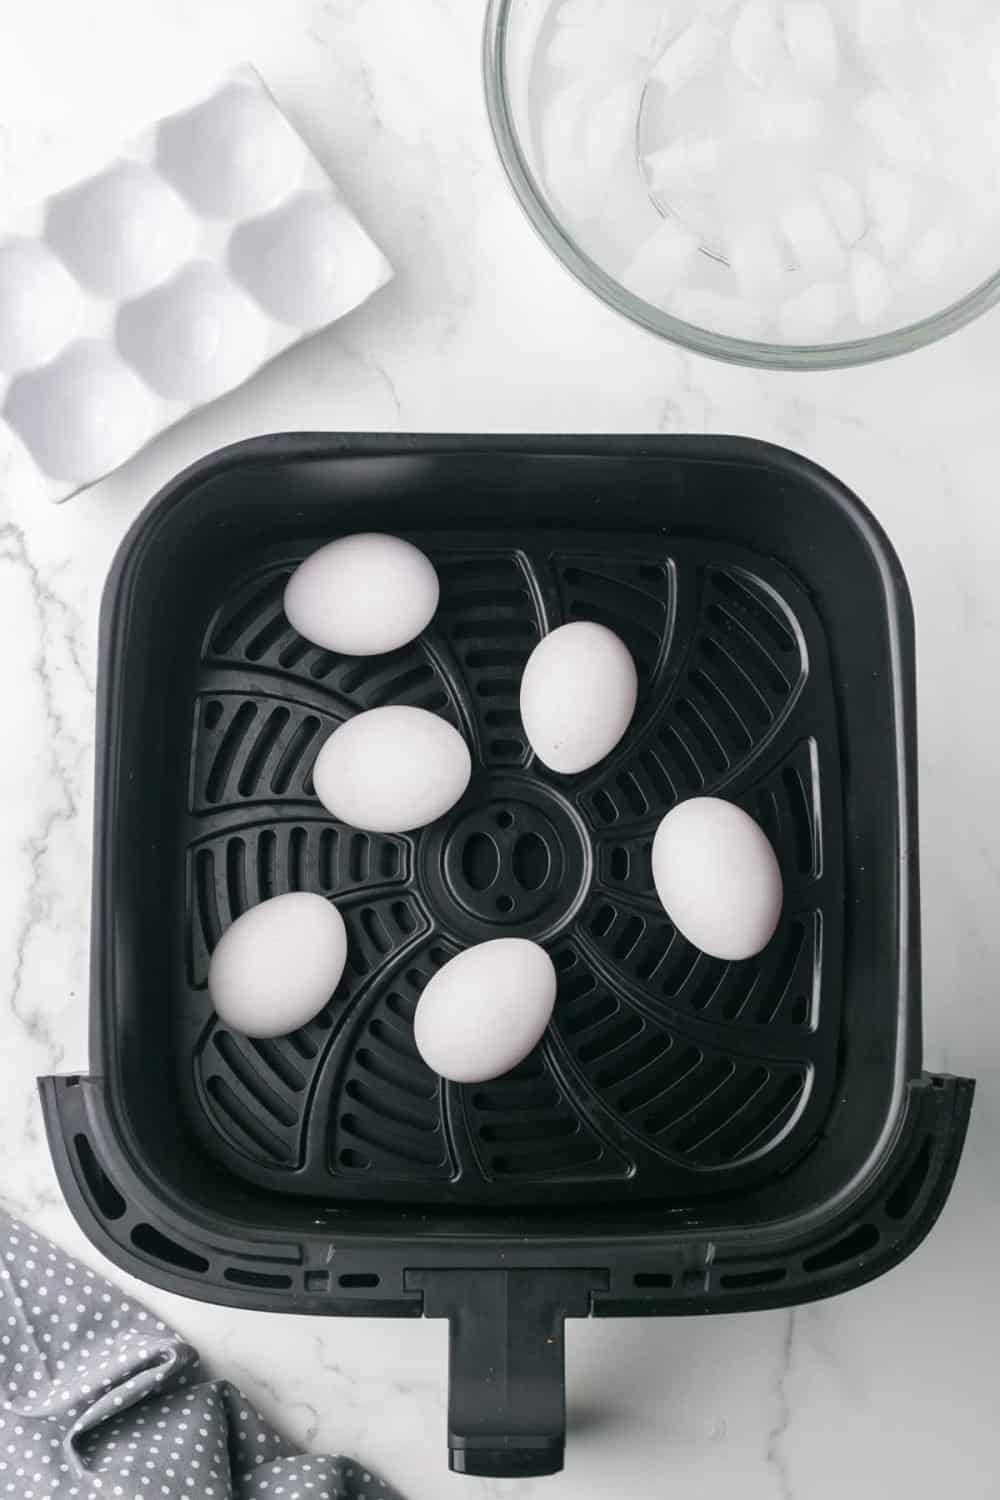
408 1268 604 1478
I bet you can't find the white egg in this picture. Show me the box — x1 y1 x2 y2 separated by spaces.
284 533 439 656
208 891 347 1038
651 798 783 961
520 622 638 774
313 705 471 834
413 939 557 1084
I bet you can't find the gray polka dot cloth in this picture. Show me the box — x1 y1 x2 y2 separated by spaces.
0 1213 404 1500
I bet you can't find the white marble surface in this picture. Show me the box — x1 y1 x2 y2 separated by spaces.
0 1 997 1496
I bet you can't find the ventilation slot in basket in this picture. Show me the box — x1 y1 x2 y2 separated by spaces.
131 1223 209 1275
204 1076 295 1166
884 1137 934 1221
75 1134 126 1221
719 1266 787 1290
204 702 258 804
209 573 287 657
711 570 798 660
803 1223 880 1274
467 1054 627 1182
225 1267 293 1290
558 562 668 680
225 837 248 920
213 1033 298 1126
194 847 222 957
436 553 540 764
332 961 451 1180
271 717 322 796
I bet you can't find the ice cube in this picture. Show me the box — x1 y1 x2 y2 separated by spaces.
580 79 643 207
855 0 906 53
650 19 723 93
542 79 591 208
779 196 846 273
866 167 913 259
543 71 642 219
777 281 844 340
732 0 782 87
555 0 627 30
729 222 786 294
856 90 929 168
618 3 675 57
820 173 866 245
672 287 768 339
644 135 723 191
783 0 839 88
554 1 670 64
984 25 1000 97
622 216 701 302
548 24 611 72
557 0 599 22
907 221 960 283
755 86 825 142
849 249 892 326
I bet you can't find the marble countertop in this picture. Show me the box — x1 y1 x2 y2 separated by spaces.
0 1 996 1496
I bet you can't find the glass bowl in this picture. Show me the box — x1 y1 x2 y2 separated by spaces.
483 0 1000 370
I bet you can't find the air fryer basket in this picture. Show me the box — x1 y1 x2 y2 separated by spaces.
42 435 973 1478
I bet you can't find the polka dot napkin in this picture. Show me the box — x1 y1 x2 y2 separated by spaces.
0 1212 403 1500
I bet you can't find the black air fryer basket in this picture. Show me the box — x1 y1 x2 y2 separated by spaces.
42 435 973 1478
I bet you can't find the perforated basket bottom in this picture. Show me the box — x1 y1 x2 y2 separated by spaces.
177 531 844 1207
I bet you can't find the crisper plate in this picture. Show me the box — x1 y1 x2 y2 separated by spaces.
178 529 842 1205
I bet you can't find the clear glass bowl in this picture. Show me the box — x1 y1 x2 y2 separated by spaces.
483 0 1000 370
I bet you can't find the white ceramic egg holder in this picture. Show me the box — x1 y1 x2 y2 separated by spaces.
0 68 393 502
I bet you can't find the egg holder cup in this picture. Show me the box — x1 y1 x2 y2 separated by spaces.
41 434 974 1478
0 69 392 501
